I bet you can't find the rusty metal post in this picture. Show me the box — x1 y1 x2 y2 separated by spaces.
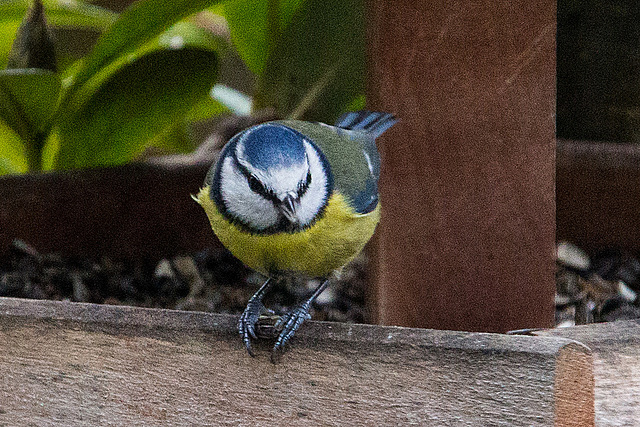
368 1 556 331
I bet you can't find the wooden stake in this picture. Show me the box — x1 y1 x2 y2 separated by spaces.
367 0 556 332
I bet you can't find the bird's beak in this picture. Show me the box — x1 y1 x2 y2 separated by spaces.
279 194 299 223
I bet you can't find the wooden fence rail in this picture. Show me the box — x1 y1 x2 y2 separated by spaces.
536 320 640 426
0 298 595 426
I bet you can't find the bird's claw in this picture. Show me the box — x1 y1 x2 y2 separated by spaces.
238 299 273 357
271 302 312 362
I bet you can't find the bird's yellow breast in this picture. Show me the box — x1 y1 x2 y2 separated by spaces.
195 186 380 278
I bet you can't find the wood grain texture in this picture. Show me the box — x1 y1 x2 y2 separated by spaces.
537 320 640 426
0 112 278 260
0 298 592 426
555 344 595 426
557 139 640 253
367 0 556 331
0 157 215 258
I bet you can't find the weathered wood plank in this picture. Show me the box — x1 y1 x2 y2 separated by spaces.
536 320 640 426
0 298 592 426
557 139 640 253
0 158 213 259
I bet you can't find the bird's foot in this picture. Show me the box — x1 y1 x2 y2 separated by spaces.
238 299 273 357
271 302 312 362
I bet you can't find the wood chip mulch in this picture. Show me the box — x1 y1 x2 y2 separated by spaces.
0 239 371 324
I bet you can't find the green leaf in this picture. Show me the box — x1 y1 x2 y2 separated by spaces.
185 92 229 122
0 0 117 31
0 68 61 141
0 120 27 175
63 21 223 114
0 23 20 68
54 22 220 169
40 126 58 171
147 121 194 155
63 0 224 100
223 0 305 75
253 0 365 123
0 1 116 69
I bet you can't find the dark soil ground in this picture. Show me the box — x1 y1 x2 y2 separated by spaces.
0 239 371 324
2 238 640 329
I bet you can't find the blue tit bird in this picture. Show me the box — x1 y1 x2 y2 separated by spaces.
194 110 397 360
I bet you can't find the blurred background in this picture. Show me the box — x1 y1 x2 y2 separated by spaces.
0 0 371 323
2 0 638 176
0 0 365 174
558 0 640 143
1 0 639 330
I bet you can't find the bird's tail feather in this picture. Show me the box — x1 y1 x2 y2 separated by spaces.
334 110 398 138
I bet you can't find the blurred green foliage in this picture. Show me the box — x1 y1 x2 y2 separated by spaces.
0 0 365 175
252 0 364 122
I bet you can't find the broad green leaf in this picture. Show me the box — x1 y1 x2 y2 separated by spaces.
186 92 229 122
0 68 61 141
63 0 224 101
147 122 194 155
223 0 305 75
62 21 223 115
253 0 365 123
40 126 58 170
0 0 117 31
54 22 220 169
0 23 21 68
0 120 27 175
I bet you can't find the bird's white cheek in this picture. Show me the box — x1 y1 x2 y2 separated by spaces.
296 142 330 225
220 157 279 230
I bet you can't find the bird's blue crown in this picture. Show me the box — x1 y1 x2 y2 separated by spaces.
236 123 307 170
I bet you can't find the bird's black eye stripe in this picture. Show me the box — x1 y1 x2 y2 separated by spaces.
247 173 278 201
248 174 263 194
297 171 312 197
235 158 260 194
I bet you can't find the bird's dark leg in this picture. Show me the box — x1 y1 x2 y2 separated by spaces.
271 278 330 362
238 277 274 357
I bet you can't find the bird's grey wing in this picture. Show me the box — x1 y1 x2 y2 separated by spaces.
279 112 396 214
